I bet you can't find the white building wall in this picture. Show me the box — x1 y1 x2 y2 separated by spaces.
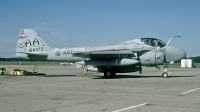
181 59 194 68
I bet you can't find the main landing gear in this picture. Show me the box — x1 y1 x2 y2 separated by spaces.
103 66 116 77
103 66 142 77
155 64 171 78
104 70 116 77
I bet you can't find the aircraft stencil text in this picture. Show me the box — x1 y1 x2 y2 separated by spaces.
28 47 44 52
25 38 43 47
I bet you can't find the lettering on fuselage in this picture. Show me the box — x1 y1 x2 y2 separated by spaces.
63 50 74 54
28 47 45 52
55 50 78 56
25 39 32 47
25 38 43 47
22 37 45 52
33 38 40 46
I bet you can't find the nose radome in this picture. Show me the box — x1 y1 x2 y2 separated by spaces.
165 46 186 62
178 48 186 59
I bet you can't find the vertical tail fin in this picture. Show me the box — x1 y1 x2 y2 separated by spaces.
15 29 50 59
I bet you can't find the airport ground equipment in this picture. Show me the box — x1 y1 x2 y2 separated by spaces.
0 68 6 75
10 69 29 75
10 68 45 76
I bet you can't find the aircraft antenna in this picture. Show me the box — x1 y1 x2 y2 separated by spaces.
38 31 49 36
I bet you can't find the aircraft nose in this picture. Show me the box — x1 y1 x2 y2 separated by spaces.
165 46 186 62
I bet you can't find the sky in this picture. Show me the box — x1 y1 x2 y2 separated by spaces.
0 0 200 58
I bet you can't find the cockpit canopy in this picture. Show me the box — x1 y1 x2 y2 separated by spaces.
141 38 166 47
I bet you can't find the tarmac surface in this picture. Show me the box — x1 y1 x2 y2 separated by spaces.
0 65 200 112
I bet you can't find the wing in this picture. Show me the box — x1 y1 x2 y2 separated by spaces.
73 49 137 59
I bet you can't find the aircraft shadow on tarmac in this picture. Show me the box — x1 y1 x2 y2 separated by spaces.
42 74 195 79
92 74 195 79
45 75 76 77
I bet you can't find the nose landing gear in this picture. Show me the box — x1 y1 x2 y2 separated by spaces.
155 65 171 78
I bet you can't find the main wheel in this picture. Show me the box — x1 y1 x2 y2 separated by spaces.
104 70 112 77
162 72 168 78
104 70 116 77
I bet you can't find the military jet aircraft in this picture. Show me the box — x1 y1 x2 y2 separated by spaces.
16 29 186 78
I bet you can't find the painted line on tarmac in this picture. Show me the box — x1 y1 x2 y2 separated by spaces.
112 103 148 112
181 88 200 95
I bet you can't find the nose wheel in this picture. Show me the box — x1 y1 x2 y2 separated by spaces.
162 72 168 78
155 66 171 78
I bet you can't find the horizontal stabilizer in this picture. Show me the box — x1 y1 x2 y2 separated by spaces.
16 51 48 56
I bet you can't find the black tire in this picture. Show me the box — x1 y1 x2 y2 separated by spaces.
104 70 111 77
162 72 168 78
104 70 116 77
